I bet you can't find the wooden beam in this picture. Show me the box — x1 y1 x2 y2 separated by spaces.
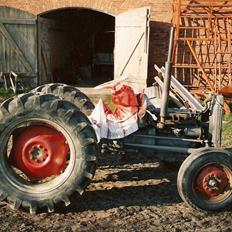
181 4 232 8
0 22 32 72
186 40 214 92
180 15 232 19
177 37 229 42
0 18 35 25
229 18 232 86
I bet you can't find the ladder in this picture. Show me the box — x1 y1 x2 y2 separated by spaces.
172 0 232 93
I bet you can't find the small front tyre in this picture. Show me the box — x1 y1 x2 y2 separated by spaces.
177 148 232 211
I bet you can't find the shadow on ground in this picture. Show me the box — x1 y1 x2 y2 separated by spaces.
56 153 182 214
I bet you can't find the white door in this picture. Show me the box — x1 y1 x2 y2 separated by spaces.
114 7 150 92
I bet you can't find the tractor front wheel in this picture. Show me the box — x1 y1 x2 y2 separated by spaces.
177 148 232 211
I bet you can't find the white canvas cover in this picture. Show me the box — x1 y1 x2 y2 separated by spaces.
89 99 138 140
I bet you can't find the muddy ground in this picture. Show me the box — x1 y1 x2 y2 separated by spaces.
1 150 232 232
0 92 232 231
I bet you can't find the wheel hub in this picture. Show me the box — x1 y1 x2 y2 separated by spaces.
9 125 69 180
196 165 229 197
208 178 218 188
29 145 48 163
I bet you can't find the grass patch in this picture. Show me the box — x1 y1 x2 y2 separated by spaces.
0 86 31 102
222 114 232 147
0 87 15 97
0 87 15 102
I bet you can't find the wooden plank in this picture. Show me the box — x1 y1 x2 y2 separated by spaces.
173 0 182 79
153 75 184 108
186 40 214 91
181 4 232 8
174 64 229 69
37 17 54 84
155 65 204 111
177 37 230 42
179 26 208 29
0 6 37 83
180 15 232 19
0 22 32 72
229 18 232 86
0 18 35 24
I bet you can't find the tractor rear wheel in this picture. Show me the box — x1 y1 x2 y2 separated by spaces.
33 83 95 116
177 148 232 211
0 93 98 213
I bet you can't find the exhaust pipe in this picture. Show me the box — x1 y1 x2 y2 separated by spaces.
160 26 175 124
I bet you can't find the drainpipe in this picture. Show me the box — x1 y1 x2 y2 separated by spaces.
160 27 175 125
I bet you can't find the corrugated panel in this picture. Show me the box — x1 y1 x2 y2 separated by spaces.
0 6 36 75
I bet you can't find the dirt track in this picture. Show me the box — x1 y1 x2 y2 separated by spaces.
0 151 232 232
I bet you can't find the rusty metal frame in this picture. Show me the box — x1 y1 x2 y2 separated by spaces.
172 0 232 93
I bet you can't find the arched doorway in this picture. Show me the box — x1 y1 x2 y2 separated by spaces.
0 6 150 91
38 8 115 87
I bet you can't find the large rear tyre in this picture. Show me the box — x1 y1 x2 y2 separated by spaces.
0 93 98 213
33 83 95 116
177 148 232 211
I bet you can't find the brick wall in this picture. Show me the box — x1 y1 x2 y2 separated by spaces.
0 0 173 85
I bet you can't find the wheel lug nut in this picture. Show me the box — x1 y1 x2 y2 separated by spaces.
215 176 222 183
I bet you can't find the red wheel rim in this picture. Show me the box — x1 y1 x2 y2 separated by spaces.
9 125 69 180
195 165 231 202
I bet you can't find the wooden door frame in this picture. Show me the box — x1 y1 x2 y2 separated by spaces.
0 19 35 72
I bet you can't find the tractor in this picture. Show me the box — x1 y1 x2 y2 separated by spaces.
0 28 231 214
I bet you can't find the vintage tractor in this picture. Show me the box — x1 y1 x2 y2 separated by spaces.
0 28 231 214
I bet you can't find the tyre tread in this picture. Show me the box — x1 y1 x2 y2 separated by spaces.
0 93 98 213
